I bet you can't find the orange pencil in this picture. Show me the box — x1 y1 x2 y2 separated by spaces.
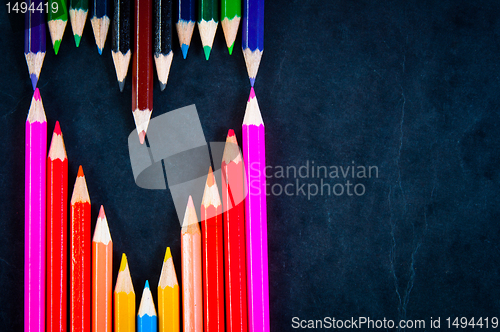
92 206 113 332
181 196 203 332
201 168 224 332
70 166 91 332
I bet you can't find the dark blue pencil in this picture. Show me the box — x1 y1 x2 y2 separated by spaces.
91 0 111 54
111 0 132 91
176 0 195 59
154 0 173 90
242 0 263 87
24 0 46 90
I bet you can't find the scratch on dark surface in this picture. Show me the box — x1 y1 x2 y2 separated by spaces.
0 257 12 267
388 186 403 314
272 53 287 94
397 86 407 213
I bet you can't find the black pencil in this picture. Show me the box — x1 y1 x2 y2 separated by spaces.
111 0 132 91
154 0 173 91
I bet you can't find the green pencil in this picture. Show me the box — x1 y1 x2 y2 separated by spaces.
48 0 68 54
197 0 218 60
69 0 89 47
221 0 240 55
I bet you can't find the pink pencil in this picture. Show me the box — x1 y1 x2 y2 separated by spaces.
242 87 269 332
25 88 47 332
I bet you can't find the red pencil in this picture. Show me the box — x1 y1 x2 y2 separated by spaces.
132 0 153 144
70 166 91 332
47 121 68 332
221 130 248 332
201 167 224 332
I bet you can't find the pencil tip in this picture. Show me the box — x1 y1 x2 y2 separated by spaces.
74 34 81 47
206 167 214 186
227 129 235 137
228 42 234 55
98 47 103 55
164 247 171 262
31 74 38 90
54 121 62 135
138 131 146 144
119 253 128 271
118 80 125 92
181 44 189 59
77 165 84 177
249 87 256 101
98 205 105 219
187 195 194 208
203 46 211 60
144 280 150 289
33 88 41 101
159 82 166 91
250 77 255 87
54 40 61 55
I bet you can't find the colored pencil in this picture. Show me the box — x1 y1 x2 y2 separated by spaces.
115 253 136 332
242 0 263 86
111 0 132 91
176 0 195 59
24 0 46 90
25 88 47 332
221 129 248 332
132 0 153 144
181 196 203 332
70 166 91 332
47 0 68 54
154 0 173 91
201 167 224 332
138 281 157 332
197 0 218 60
92 206 113 332
69 0 89 46
158 247 180 332
242 88 269 332
91 0 111 54
221 0 240 54
47 121 68 332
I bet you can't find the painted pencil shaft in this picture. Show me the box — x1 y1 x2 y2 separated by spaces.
25 88 47 332
154 0 173 90
158 248 180 332
47 0 68 54
91 0 111 53
221 0 240 54
115 254 136 332
201 168 224 332
221 130 248 332
176 0 195 58
181 197 203 332
70 166 91 332
242 88 269 332
92 207 113 332
197 0 218 60
47 122 68 332
138 281 157 332
69 0 89 46
111 0 132 91
24 0 46 90
132 0 153 144
242 0 263 86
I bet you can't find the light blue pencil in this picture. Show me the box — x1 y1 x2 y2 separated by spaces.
138 280 158 332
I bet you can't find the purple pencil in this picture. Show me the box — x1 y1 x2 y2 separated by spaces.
25 0 46 90
242 87 270 332
25 88 47 332
242 0 263 87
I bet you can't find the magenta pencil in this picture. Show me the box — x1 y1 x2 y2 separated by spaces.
25 88 47 332
242 87 269 332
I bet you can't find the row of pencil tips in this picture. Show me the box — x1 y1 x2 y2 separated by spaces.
24 0 264 91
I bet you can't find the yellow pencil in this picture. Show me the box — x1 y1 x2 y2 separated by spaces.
114 253 136 332
158 247 180 332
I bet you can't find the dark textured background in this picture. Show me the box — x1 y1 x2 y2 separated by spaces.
1 0 500 330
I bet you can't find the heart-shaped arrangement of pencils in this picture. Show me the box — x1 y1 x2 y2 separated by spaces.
23 0 270 331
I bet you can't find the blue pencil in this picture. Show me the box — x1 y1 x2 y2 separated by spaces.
24 0 46 90
91 0 111 54
242 0 264 86
176 0 195 58
137 281 157 332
